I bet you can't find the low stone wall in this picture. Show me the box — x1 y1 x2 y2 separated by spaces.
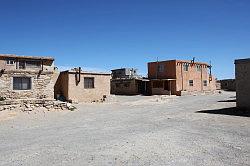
0 99 74 112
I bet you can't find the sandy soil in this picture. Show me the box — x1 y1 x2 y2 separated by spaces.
0 91 249 166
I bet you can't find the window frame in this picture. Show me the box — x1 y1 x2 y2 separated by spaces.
13 77 32 90
25 60 41 68
157 64 165 73
6 59 15 65
196 65 201 72
203 80 208 86
183 64 189 71
189 80 194 86
84 77 95 89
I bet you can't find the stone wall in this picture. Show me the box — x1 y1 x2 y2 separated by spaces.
235 59 250 109
220 79 236 91
0 99 73 112
0 70 54 100
111 79 139 95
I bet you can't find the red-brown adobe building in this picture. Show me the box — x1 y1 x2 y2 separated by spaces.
148 60 217 96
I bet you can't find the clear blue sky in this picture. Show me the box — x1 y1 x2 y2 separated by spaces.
0 0 249 79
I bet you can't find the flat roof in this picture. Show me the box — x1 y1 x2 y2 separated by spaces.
148 59 209 66
111 68 137 71
235 58 250 64
0 54 54 61
65 70 111 76
150 78 176 81
111 78 150 81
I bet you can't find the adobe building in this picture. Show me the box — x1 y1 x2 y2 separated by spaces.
235 58 250 110
54 68 111 103
111 68 149 95
0 54 56 100
220 79 236 91
148 59 216 96
216 80 221 90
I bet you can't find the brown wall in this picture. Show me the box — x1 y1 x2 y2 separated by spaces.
111 79 139 95
67 72 111 103
220 79 236 91
148 60 176 79
235 59 250 109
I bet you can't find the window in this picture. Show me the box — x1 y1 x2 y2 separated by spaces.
6 59 15 65
26 61 41 68
13 77 31 90
157 64 164 73
84 77 94 89
196 65 201 72
189 80 194 86
183 64 189 71
152 81 163 88
19 60 26 69
203 80 207 86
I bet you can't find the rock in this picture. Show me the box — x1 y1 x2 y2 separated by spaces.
25 104 31 108
24 108 32 112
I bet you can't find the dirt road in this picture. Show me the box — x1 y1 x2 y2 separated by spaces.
0 91 249 166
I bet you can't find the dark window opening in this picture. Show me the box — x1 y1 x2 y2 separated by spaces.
19 61 26 69
26 61 41 68
203 80 207 86
157 64 164 73
196 65 201 72
13 77 31 90
189 80 194 86
183 64 189 71
6 59 15 65
84 77 94 89
164 81 171 90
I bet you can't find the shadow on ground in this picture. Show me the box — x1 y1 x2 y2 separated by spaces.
196 107 250 117
218 99 236 102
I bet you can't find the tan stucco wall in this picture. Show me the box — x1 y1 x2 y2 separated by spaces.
175 62 216 93
67 73 111 103
235 59 250 109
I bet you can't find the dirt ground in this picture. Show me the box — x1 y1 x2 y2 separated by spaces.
0 91 249 166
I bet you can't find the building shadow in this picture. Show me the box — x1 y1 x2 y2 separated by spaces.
218 99 236 102
196 107 250 117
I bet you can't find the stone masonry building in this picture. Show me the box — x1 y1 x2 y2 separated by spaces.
220 79 236 91
148 59 217 96
111 68 149 95
0 54 56 100
235 58 250 110
54 68 111 103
